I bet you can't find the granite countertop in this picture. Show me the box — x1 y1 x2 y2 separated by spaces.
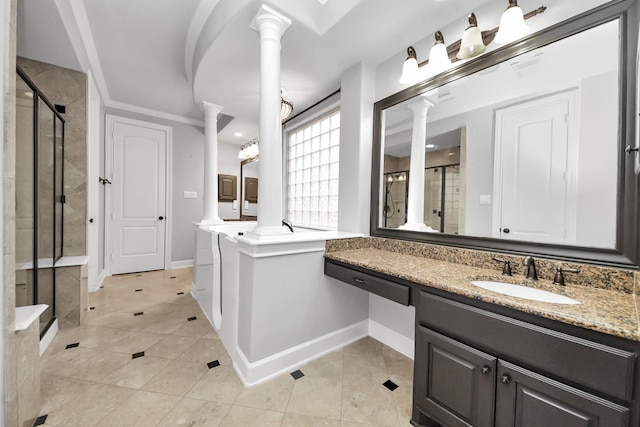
325 248 640 342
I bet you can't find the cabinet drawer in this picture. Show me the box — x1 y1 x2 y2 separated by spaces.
325 260 410 305
418 291 636 402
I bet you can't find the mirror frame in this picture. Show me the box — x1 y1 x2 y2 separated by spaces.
370 0 640 269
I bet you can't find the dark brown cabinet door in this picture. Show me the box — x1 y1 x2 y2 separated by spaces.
218 174 237 201
414 326 497 427
495 360 629 427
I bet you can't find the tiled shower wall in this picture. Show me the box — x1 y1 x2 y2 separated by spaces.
17 56 87 256
4 1 18 425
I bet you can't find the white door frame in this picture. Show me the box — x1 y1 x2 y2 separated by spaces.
492 88 580 244
86 71 102 291
105 114 173 275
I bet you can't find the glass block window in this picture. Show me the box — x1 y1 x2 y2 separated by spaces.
286 110 340 228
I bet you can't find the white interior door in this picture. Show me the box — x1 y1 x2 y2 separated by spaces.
493 90 579 244
110 118 168 275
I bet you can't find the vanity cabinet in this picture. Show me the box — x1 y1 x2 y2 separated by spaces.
413 291 633 427
322 257 640 427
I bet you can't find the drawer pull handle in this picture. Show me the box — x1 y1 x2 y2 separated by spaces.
353 278 368 284
501 374 511 384
481 365 491 374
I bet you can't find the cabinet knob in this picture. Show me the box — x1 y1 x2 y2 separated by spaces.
159 216 164 220
501 374 511 384
481 365 491 374
502 227 510 234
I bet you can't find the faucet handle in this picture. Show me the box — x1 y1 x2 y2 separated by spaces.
552 267 580 286
492 257 512 276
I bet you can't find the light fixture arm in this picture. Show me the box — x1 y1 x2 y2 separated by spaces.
413 5 546 68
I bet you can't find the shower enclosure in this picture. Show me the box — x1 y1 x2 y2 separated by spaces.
15 66 65 336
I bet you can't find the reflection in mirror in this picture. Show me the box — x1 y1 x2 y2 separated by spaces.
240 157 259 220
380 19 619 249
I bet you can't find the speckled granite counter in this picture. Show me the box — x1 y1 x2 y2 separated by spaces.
325 238 640 342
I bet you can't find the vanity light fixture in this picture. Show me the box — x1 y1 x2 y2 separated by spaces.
281 98 293 122
457 13 486 59
398 4 546 85
494 0 529 44
425 31 452 75
399 46 419 85
238 138 259 160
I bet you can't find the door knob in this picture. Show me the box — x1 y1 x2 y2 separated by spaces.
159 216 164 220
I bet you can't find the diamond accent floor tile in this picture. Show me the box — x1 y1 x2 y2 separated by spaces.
39 268 414 426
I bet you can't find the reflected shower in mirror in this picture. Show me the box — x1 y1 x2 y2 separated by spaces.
380 19 619 249
240 157 259 220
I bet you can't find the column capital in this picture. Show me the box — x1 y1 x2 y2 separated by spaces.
407 97 435 114
200 101 224 117
250 4 292 38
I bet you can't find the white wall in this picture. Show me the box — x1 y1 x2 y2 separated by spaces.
338 61 375 234
577 71 618 248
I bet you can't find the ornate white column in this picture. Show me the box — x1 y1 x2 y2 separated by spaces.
248 4 292 238
400 98 436 232
199 101 225 225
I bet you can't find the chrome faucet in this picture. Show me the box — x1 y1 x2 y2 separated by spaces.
523 256 538 280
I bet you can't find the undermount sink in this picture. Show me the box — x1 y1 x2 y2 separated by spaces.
470 281 580 305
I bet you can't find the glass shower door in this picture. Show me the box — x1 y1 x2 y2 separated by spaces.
37 98 56 333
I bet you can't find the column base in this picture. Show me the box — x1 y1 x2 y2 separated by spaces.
198 217 225 226
245 225 292 241
399 223 437 232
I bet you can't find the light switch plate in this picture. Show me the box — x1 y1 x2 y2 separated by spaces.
183 191 197 199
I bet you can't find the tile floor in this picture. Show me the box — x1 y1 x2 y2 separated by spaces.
38 268 414 426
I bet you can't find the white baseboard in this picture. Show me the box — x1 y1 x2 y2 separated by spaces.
40 319 58 356
368 319 414 360
170 260 193 269
234 320 369 386
90 270 107 293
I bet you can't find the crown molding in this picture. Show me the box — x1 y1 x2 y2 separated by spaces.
107 100 205 127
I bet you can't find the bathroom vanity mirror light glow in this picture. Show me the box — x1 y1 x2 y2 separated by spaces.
371 0 640 269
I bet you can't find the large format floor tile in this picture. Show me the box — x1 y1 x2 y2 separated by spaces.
38 268 414 426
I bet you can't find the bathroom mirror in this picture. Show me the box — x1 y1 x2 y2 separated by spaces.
371 0 640 268
240 157 258 220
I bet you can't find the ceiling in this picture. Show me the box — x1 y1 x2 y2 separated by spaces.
16 0 493 145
